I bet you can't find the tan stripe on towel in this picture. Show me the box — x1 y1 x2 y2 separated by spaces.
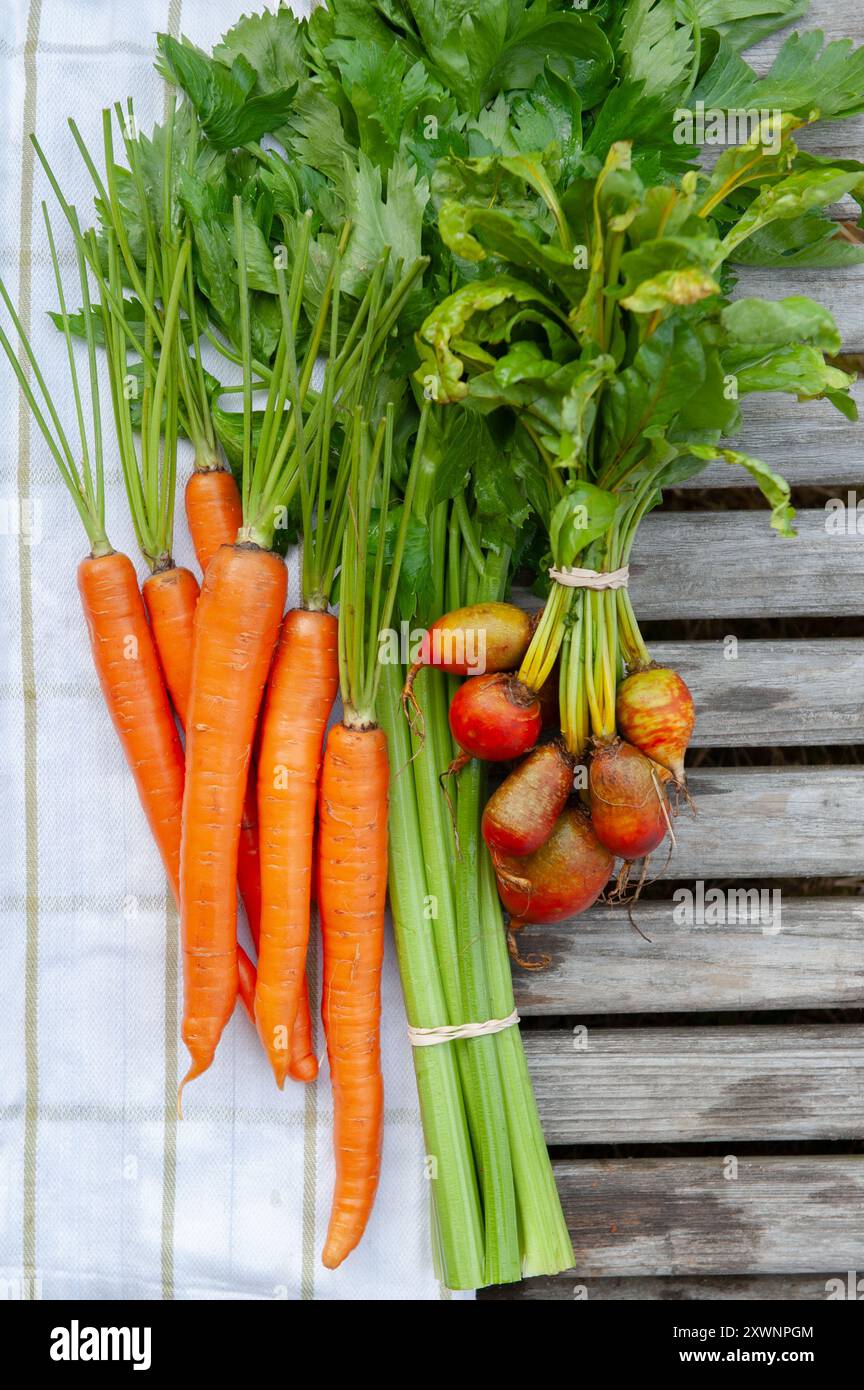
18 0 44 1303
300 922 320 1299
159 0 184 1304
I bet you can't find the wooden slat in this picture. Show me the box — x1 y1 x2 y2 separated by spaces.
526 1025 864 1143
655 639 864 745
481 1273 846 1300
555 1156 864 1273
735 265 864 351
490 766 864 877
629 510 863 619
548 1156 864 1277
665 767 862 878
513 898 864 1016
679 386 864 489
515 511 864 620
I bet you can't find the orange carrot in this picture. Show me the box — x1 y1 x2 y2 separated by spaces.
79 552 186 887
179 543 287 1091
185 468 243 575
237 945 317 1082
236 788 263 944
255 608 339 1086
242 782 317 1086
181 467 268 970
318 721 389 1269
313 401 426 1267
287 981 318 1084
142 564 200 721
144 565 262 926
145 530 262 932
143 558 317 1081
236 946 258 1021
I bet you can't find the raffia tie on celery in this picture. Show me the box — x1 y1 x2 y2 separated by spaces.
548 564 629 589
407 1009 520 1046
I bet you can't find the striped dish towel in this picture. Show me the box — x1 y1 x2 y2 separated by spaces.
0 0 466 1301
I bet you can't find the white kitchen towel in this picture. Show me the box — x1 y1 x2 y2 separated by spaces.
0 0 464 1301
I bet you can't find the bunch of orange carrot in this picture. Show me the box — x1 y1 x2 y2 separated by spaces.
0 115 423 1269
177 203 404 1269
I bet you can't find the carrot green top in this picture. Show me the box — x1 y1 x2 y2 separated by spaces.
0 203 112 558
231 195 430 584
34 101 223 475
94 225 189 571
338 401 429 730
28 100 195 573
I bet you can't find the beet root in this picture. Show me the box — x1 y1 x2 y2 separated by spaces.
449 672 541 762
616 665 695 784
402 601 536 733
482 742 574 857
404 599 531 690
588 738 672 860
495 805 613 926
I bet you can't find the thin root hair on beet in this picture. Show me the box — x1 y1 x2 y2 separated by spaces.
507 928 551 971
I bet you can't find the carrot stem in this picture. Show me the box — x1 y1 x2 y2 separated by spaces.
0 208 110 554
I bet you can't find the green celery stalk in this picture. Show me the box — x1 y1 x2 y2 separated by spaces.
381 494 573 1287
473 546 575 1277
454 757 521 1284
406 500 521 1284
408 668 517 1255
478 840 575 1275
378 659 485 1290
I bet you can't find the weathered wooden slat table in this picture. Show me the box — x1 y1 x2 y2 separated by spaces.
482 0 864 1301
483 1158 864 1294
681 389 864 487
517 901 864 1015
528 1028 864 1142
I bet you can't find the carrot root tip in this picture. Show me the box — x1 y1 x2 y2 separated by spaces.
177 1056 210 1117
289 1056 319 1084
270 1060 291 1091
321 1241 350 1271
